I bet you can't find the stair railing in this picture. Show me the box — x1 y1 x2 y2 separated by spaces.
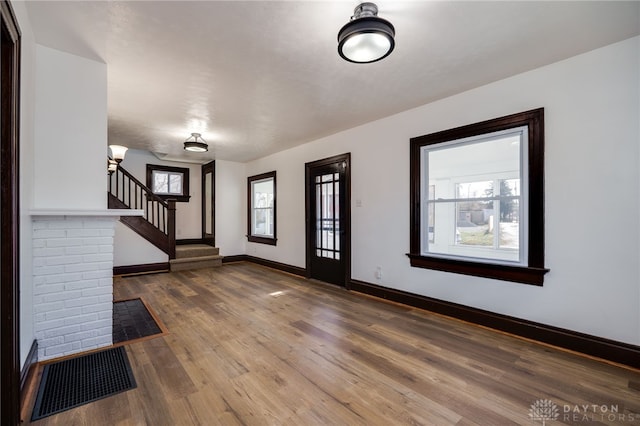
108 163 176 258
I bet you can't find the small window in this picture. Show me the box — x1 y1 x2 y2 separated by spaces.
247 171 276 245
409 109 549 285
146 164 190 202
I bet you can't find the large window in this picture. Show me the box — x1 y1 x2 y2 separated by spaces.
409 109 548 285
146 164 190 202
247 171 276 245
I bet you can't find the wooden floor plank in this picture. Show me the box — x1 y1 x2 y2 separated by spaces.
25 262 640 425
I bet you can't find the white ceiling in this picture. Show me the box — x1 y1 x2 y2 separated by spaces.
24 1 640 163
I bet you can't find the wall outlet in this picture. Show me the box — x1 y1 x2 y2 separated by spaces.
375 266 382 280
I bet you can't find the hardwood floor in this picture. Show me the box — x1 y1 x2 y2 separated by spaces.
25 262 640 425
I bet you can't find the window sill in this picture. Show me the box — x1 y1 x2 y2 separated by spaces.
248 235 277 246
406 253 549 286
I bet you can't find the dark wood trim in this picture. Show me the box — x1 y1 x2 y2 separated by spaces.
304 153 351 288
19 340 37 393
18 340 37 423
222 255 248 263
349 279 640 370
113 263 170 276
245 256 306 277
409 108 548 285
247 171 277 246
0 1 21 424
201 160 215 246
176 238 208 246
146 163 191 202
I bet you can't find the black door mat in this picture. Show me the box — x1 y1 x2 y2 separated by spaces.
113 298 163 343
32 346 136 420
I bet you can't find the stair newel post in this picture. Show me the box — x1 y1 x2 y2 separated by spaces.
167 199 177 259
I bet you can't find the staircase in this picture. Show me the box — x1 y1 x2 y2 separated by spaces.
108 163 222 272
170 244 222 271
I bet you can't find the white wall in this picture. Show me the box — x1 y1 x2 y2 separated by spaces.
13 0 37 368
113 222 167 267
215 160 246 256
244 37 640 345
33 45 107 210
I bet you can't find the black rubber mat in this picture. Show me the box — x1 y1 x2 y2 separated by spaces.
113 298 162 343
31 346 136 420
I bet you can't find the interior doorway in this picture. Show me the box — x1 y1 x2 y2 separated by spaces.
305 153 351 287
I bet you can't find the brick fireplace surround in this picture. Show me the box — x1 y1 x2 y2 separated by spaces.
31 209 142 361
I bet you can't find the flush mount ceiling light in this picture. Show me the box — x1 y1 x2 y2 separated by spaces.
183 132 208 152
337 2 395 64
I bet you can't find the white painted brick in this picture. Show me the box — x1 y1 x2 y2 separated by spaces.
45 307 82 321
84 218 116 228
33 221 49 230
83 270 112 280
81 286 112 297
33 301 65 314
99 245 114 254
99 228 115 237
32 239 45 248
44 324 82 339
33 295 45 305
42 290 82 303
33 265 65 276
33 247 66 257
35 313 46 322
71 342 82 351
67 228 101 238
98 311 112 320
49 219 83 229
64 312 99 325
46 238 83 248
45 273 83 284
33 229 66 239
34 318 66 332
64 262 111 273
82 303 111 314
82 335 112 349
34 283 65 295
39 336 64 348
46 255 84 266
81 318 111 332
65 280 99 291
32 258 46 268
44 342 74 357
64 295 103 308
65 245 99 255
65 330 98 343
96 326 112 337
98 278 113 287
82 253 113 263
98 294 113 303
83 237 112 246
34 276 46 285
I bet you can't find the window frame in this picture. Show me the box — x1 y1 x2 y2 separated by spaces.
247 171 277 246
408 108 549 285
146 164 191 202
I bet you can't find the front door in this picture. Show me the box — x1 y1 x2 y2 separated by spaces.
305 154 350 287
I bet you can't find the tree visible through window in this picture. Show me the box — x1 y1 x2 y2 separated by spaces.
146 164 190 202
409 109 549 285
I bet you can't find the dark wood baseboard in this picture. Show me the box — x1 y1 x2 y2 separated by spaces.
349 279 640 370
176 238 209 246
113 262 170 276
20 340 37 393
246 256 306 277
222 254 248 263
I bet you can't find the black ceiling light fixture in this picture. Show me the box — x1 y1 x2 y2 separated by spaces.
183 132 208 152
337 2 395 64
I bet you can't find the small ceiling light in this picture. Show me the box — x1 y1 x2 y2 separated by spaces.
109 145 128 163
183 132 208 152
338 2 395 64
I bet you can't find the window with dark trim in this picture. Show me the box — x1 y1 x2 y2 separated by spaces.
408 108 549 285
247 171 277 245
146 164 191 202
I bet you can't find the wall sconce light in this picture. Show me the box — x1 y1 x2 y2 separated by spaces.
183 132 208 152
109 145 128 163
107 159 118 175
338 2 395 64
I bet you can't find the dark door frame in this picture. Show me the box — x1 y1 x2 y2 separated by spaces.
201 160 215 246
305 153 351 288
0 0 21 424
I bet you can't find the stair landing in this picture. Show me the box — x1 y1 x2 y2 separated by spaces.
170 244 222 271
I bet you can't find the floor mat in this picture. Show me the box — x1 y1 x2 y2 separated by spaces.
31 346 136 420
113 298 163 343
